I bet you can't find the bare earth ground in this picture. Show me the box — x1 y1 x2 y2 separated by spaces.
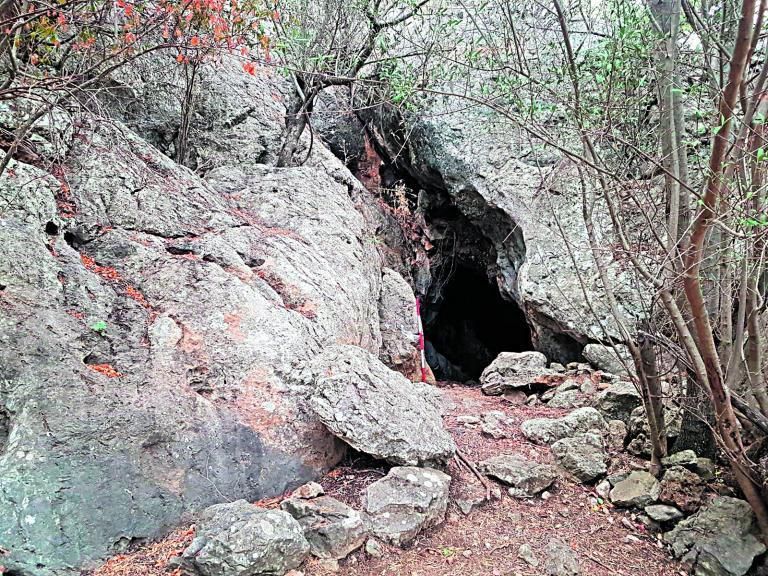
94 384 685 576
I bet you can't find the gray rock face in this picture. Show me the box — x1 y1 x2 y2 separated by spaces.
544 538 582 575
478 454 558 497
594 381 642 423
609 471 660 508
306 345 455 466
357 87 644 364
181 500 310 576
626 404 683 456
664 497 765 576
521 407 607 445
364 467 451 546
695 458 716 480
480 351 550 395
108 54 289 171
551 432 608 483
0 67 393 574
583 344 634 376
378 268 421 381
281 495 367 559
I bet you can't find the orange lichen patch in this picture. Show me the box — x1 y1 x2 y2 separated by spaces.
125 285 150 308
66 309 86 320
227 370 285 441
356 135 382 191
255 268 317 319
80 254 121 281
253 494 285 509
80 254 152 308
89 527 194 576
224 265 253 283
51 165 77 218
178 324 206 355
295 300 318 320
223 312 246 342
88 363 122 378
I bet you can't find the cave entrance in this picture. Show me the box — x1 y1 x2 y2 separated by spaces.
424 265 532 382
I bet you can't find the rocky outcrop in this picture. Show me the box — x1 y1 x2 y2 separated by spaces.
364 466 451 546
626 404 683 457
478 454 558 497
179 500 309 576
664 497 765 576
351 90 644 364
305 345 455 466
521 407 607 445
0 63 399 575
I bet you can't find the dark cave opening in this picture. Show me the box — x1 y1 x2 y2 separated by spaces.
423 266 532 382
320 111 539 381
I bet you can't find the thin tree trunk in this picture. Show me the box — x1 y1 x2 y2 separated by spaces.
639 329 668 476
682 0 768 537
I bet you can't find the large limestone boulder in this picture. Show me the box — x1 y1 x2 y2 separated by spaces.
281 495 367 559
480 351 550 395
107 54 289 171
478 454 558 497
521 407 607 445
0 70 389 575
551 432 608 483
305 345 455 466
180 500 310 576
664 497 765 576
364 466 451 546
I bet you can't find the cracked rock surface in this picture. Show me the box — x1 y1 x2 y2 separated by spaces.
0 60 397 575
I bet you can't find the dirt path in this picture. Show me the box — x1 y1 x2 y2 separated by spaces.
312 385 680 576
94 384 682 576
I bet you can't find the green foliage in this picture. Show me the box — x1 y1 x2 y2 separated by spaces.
90 320 108 334
380 59 419 108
